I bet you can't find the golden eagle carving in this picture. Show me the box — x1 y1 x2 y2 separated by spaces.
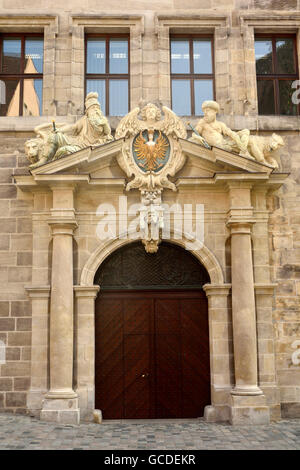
133 130 169 172
115 103 187 192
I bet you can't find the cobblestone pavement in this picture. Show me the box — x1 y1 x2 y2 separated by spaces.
0 414 299 450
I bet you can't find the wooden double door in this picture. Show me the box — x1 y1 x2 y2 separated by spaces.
95 290 210 419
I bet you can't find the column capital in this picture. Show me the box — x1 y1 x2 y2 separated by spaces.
226 218 256 234
74 285 100 299
203 283 231 296
226 181 254 190
48 217 78 235
25 285 51 299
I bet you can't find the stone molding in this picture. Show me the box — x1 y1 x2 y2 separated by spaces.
203 284 231 296
25 286 51 298
74 285 100 299
80 234 225 286
70 14 144 114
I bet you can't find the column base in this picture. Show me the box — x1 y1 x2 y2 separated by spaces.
45 389 78 399
27 390 46 418
231 385 263 396
40 397 80 425
204 405 230 423
229 394 270 425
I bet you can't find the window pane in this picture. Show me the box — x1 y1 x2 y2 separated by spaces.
193 40 212 74
109 79 128 116
172 79 191 115
194 80 213 115
86 39 106 74
86 79 106 113
171 40 190 74
276 39 295 74
25 38 43 74
0 79 20 116
279 80 298 115
2 38 21 74
109 40 128 74
257 80 275 114
255 40 273 75
23 78 42 116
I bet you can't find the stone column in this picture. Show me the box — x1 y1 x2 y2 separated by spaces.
74 285 100 422
227 183 270 424
40 185 80 425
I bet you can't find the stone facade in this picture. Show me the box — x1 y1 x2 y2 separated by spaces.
0 0 300 423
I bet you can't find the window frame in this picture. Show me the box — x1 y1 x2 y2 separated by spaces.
170 34 215 116
85 33 130 116
0 32 44 116
255 33 299 116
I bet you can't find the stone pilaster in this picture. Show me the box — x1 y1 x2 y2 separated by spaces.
203 284 232 423
25 286 50 417
74 285 100 422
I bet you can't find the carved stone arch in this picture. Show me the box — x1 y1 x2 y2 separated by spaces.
80 229 224 286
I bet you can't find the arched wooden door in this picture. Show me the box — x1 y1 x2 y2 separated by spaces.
94 242 211 419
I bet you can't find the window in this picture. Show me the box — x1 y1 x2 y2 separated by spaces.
255 34 299 115
85 35 129 116
0 34 43 116
170 36 214 116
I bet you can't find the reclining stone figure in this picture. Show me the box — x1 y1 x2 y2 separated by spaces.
25 92 113 169
190 100 284 168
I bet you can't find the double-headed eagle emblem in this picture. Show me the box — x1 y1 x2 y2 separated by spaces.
134 130 169 172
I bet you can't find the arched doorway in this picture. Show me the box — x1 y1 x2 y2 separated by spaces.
94 241 211 419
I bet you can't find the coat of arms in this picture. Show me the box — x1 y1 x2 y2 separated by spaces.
115 103 186 192
133 130 170 173
115 103 187 253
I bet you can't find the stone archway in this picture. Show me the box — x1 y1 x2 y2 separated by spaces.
94 241 211 419
74 235 231 422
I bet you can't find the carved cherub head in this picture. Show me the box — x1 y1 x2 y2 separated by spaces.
25 138 42 164
141 103 161 123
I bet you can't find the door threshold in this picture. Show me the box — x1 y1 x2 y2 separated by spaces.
101 418 203 424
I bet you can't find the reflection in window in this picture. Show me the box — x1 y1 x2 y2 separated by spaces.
172 80 191 115
255 35 298 115
86 36 129 116
171 37 214 115
0 35 43 116
109 80 128 116
86 79 106 114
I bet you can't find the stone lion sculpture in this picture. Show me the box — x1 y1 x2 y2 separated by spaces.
190 100 284 168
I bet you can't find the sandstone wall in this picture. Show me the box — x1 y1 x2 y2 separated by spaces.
0 0 299 416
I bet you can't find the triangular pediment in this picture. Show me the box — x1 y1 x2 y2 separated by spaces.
28 135 273 177
15 134 286 192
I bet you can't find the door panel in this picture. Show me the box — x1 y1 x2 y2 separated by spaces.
181 298 210 417
95 298 123 419
95 290 210 419
155 298 181 418
123 298 153 419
